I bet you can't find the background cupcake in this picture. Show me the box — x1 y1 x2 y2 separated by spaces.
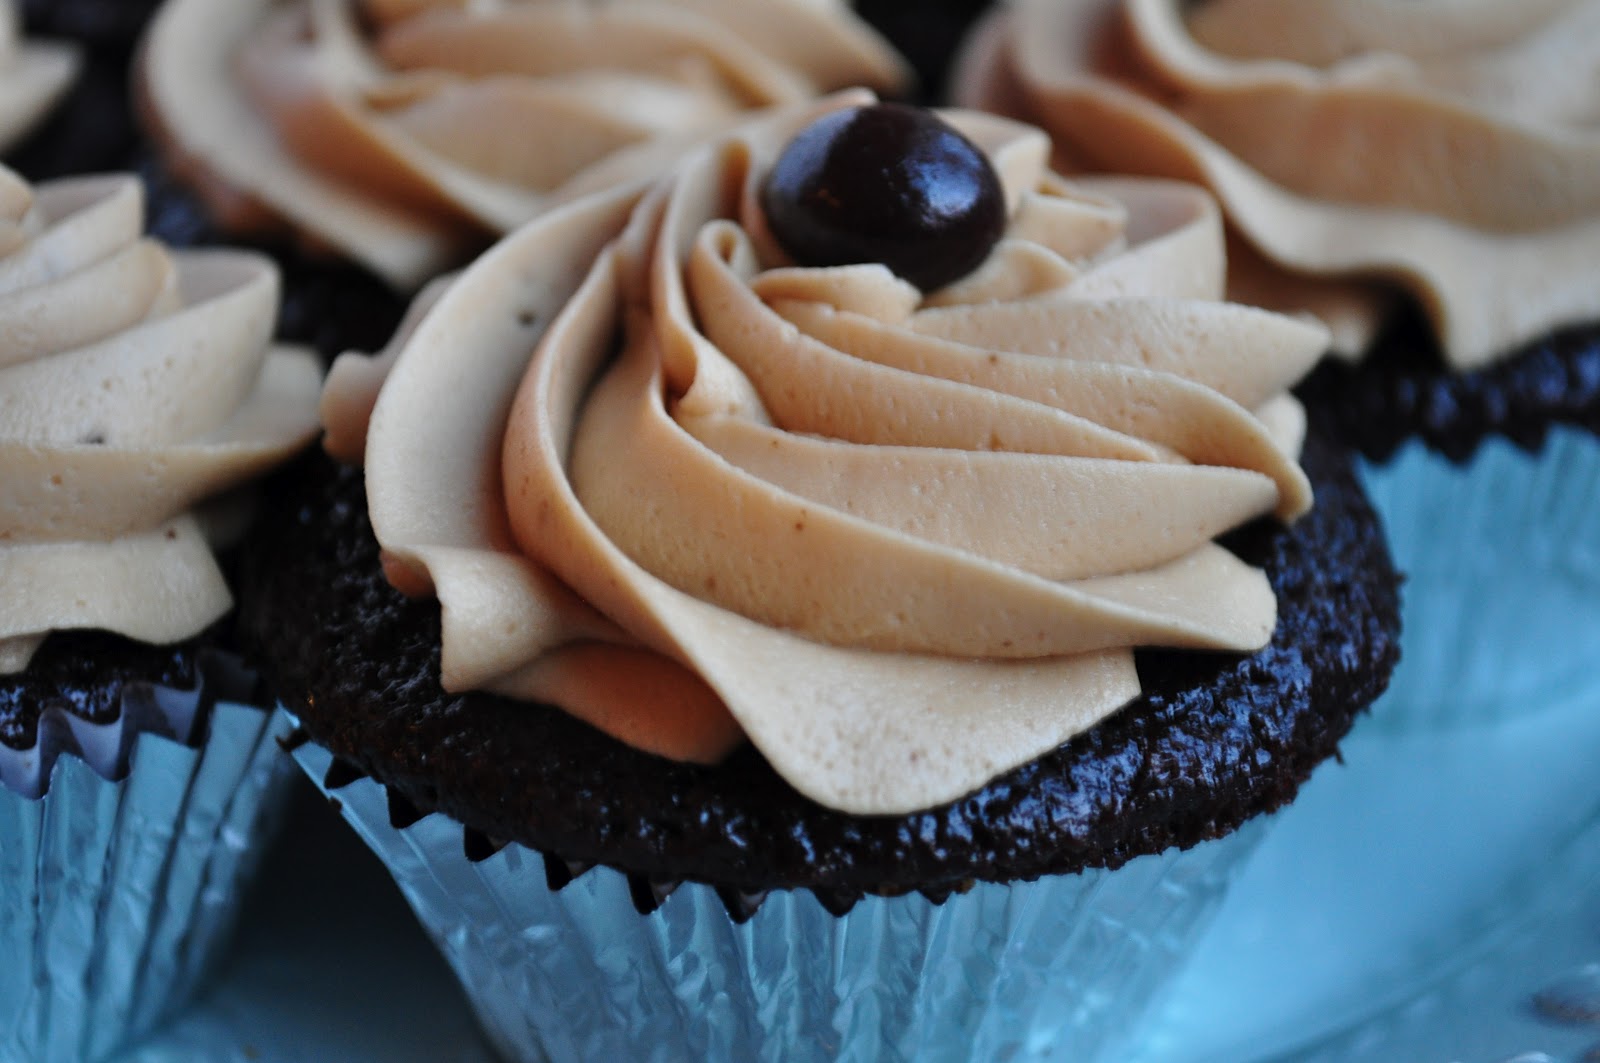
140 0 910 285
241 98 1400 1061
131 0 913 368
957 0 1600 727
957 0 1600 418
0 162 321 1062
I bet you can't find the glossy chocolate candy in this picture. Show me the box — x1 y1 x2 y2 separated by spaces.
762 103 1005 292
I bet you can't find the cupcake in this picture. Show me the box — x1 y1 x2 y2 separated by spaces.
0 163 321 1061
139 0 911 290
957 0 1600 725
134 0 912 369
240 96 1400 1061
0 0 79 160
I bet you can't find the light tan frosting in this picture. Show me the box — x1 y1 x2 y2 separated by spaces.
957 0 1600 369
0 0 79 154
141 0 910 290
322 96 1325 814
0 166 322 674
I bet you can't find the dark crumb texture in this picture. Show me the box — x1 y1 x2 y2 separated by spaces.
1300 311 1600 464
0 628 212 751
240 428 1401 903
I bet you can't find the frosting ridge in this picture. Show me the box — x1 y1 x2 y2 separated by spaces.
0 166 322 674
325 98 1324 815
957 0 1600 369
142 0 911 289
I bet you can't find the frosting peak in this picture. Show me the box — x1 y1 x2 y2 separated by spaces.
325 99 1323 815
959 0 1600 368
0 0 79 154
142 0 911 289
0 167 321 674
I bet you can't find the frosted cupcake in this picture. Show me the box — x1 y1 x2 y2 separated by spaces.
240 96 1399 1061
140 0 910 288
958 0 1600 725
0 163 321 1062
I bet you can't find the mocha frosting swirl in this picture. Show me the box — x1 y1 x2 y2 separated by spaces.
957 0 1600 369
322 97 1325 815
142 0 909 290
0 166 321 675
0 0 78 153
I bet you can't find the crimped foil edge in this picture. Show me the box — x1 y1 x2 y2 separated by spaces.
0 648 261 799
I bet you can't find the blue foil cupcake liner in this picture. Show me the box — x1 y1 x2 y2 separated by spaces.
285 709 1269 1063
0 658 296 1063
1360 426 1600 730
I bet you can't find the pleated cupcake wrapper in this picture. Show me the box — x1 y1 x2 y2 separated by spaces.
0 651 260 800
285 710 1269 1063
0 658 296 1063
1361 425 1600 730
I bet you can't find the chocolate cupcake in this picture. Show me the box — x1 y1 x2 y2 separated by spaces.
957 0 1600 426
241 98 1399 1060
0 163 321 1061
957 0 1600 726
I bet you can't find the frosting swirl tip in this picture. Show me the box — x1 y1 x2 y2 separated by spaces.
0 0 79 156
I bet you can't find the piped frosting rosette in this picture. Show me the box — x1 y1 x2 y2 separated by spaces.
0 166 322 675
141 0 910 289
0 0 79 153
323 96 1327 815
957 0 1600 368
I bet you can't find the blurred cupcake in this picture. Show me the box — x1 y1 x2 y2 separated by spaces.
139 0 911 291
0 162 321 1061
241 97 1400 1061
958 0 1600 449
958 0 1600 726
0 0 79 160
